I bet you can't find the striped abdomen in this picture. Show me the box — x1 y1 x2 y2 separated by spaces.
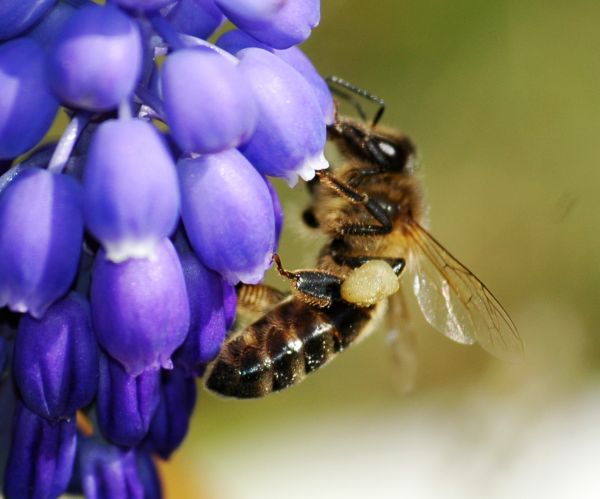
205 298 379 398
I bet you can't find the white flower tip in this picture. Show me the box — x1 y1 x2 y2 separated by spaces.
288 152 329 187
104 239 160 263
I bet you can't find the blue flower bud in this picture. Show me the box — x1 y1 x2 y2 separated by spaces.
0 367 18 479
0 168 83 319
13 293 99 421
0 38 59 159
162 48 257 154
47 4 142 111
115 0 176 10
4 402 76 499
96 354 160 447
83 119 180 262
146 368 196 459
264 177 284 246
216 0 320 49
222 282 237 330
79 437 145 499
173 248 227 374
91 239 190 376
237 48 328 186
164 0 225 39
178 149 275 284
0 0 55 40
0 336 8 376
136 452 162 499
217 29 334 124
25 1 79 49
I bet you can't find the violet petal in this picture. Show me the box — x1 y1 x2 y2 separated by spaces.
217 29 334 124
146 368 197 459
79 437 144 499
90 239 190 376
83 119 180 262
4 402 76 499
163 48 257 154
14 292 99 420
96 354 160 448
163 0 225 39
0 0 55 41
0 38 59 159
178 149 275 284
174 248 227 374
216 0 320 49
237 48 328 186
47 4 143 111
0 168 83 319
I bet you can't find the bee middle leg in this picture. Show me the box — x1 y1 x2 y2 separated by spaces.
236 283 287 315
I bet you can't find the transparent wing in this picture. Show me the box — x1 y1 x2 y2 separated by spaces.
407 222 523 361
385 290 419 394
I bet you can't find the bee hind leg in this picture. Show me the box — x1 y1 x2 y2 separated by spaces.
332 253 406 277
272 254 342 308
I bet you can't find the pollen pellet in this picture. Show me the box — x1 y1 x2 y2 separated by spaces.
341 260 400 307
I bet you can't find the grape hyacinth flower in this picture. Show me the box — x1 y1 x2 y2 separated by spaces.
0 0 330 495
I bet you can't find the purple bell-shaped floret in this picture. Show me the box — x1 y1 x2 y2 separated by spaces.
137 452 162 499
115 0 176 10
163 0 225 39
0 0 55 40
145 367 197 459
174 247 227 375
13 292 99 421
79 437 145 499
216 0 320 49
83 119 180 262
216 29 334 124
96 354 160 448
237 48 328 186
222 282 237 330
0 38 59 159
25 1 80 49
90 239 190 376
264 177 284 246
162 48 257 154
0 168 83 319
47 4 142 111
178 149 275 284
4 402 76 499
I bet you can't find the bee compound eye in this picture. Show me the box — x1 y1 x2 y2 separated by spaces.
378 140 396 157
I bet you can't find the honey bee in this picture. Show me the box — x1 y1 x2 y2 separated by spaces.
205 78 522 399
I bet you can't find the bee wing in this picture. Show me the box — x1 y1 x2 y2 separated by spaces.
407 222 523 361
385 290 419 394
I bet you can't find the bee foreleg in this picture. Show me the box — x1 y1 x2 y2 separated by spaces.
315 170 393 235
272 254 342 308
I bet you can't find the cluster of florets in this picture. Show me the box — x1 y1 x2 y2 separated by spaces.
0 0 332 497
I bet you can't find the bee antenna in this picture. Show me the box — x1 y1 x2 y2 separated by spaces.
325 76 386 128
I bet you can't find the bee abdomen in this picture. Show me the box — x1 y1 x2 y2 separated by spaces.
206 299 374 399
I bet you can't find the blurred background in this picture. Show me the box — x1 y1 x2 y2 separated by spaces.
127 1 600 497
